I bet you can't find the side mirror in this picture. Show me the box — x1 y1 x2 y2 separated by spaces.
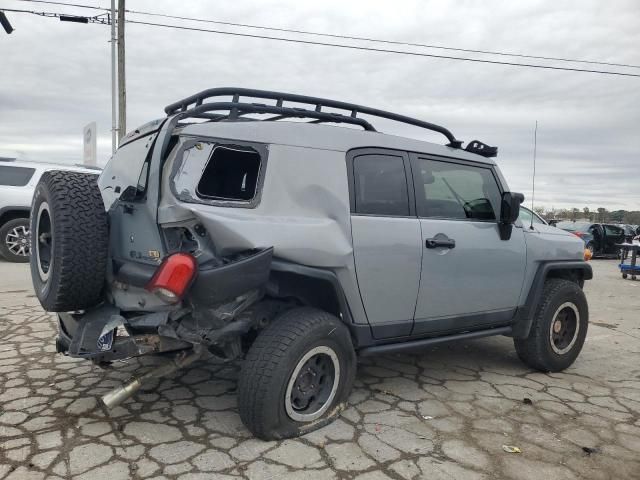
499 192 525 240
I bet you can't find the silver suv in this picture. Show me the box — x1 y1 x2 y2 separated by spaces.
0 159 99 262
30 88 591 440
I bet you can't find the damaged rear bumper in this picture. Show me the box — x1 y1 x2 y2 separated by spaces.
56 307 192 362
56 246 275 362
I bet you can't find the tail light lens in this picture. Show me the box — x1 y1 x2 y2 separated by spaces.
146 253 197 303
572 231 585 238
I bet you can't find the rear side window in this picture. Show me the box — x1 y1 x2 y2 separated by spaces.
197 146 261 201
414 158 501 221
0 165 35 186
352 153 410 216
604 225 623 236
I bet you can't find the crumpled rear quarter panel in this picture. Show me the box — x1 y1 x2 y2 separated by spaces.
161 142 353 268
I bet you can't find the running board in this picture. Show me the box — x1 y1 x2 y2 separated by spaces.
358 326 512 357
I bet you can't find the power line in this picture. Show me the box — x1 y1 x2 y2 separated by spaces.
10 0 640 70
5 7 640 77
124 19 640 78
124 10 640 70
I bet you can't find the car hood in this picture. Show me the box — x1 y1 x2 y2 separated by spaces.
521 223 577 237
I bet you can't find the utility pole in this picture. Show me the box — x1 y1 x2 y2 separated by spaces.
117 0 126 142
109 0 117 153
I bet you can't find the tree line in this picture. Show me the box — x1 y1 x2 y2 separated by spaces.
533 207 640 225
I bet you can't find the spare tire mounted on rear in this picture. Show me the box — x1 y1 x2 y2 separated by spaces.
30 171 108 312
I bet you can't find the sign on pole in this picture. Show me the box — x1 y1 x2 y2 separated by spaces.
83 122 97 166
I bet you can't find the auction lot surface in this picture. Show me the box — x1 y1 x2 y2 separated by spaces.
1 260 639 480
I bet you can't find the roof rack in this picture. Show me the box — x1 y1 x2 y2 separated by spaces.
164 87 468 150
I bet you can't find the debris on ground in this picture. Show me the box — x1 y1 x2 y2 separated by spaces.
422 415 434 420
582 446 601 455
523 397 533 405
502 445 522 454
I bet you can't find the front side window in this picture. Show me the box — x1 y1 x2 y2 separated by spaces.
352 153 410 216
0 165 35 186
414 158 501 221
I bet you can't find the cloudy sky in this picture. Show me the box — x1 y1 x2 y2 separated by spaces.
1 0 639 210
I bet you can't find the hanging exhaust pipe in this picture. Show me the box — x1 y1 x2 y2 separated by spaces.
101 347 203 409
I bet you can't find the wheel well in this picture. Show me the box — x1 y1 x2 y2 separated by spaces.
546 268 586 287
268 271 344 321
0 210 29 228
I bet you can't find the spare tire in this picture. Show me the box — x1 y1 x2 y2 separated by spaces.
30 171 108 312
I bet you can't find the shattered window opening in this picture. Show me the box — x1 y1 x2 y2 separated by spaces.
196 145 261 201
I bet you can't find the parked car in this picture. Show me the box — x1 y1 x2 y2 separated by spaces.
30 88 591 440
556 221 625 257
0 159 100 262
618 224 636 243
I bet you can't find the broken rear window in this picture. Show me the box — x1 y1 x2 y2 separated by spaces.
197 145 261 201
171 139 267 208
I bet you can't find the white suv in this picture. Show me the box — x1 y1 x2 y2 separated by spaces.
0 159 100 262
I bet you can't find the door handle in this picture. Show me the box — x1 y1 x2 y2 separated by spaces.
425 236 456 249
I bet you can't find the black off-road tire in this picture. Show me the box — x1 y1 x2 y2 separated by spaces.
238 307 357 440
30 171 108 312
514 278 588 372
0 218 31 263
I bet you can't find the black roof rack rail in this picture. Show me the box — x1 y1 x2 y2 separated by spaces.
164 87 465 149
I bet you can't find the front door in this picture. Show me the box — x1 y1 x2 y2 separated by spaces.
410 154 526 335
603 224 625 254
348 149 422 338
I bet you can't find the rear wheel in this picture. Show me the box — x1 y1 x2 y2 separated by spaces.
237 307 356 440
30 171 108 312
0 218 31 263
514 279 588 372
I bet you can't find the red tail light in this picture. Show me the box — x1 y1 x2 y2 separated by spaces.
146 253 197 303
572 231 585 238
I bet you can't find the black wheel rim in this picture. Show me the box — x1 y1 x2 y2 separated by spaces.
285 346 340 422
291 354 334 413
550 302 580 355
36 203 53 281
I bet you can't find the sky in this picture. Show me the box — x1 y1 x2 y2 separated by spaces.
1 0 639 210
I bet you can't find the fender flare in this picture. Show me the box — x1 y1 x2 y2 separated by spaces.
0 206 30 224
511 260 592 338
269 260 376 347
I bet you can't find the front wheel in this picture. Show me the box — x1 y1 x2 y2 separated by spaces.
514 279 588 372
237 307 356 440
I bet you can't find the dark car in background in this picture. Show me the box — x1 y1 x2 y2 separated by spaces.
618 224 636 243
556 221 625 257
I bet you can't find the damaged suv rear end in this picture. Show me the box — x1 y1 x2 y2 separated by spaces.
30 89 382 439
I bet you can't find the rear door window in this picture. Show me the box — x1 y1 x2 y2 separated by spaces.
0 165 35 186
351 153 410 216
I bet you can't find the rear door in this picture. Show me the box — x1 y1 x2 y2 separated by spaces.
348 149 422 338
410 154 526 335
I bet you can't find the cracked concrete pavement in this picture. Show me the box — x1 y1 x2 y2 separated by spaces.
1 259 639 479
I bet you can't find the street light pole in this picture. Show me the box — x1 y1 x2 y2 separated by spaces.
117 0 126 141
110 0 117 153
